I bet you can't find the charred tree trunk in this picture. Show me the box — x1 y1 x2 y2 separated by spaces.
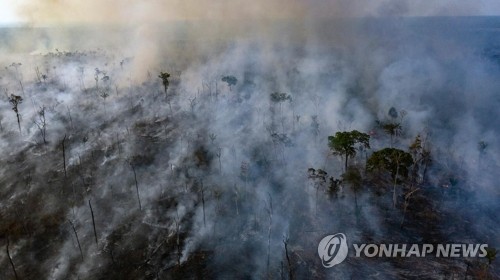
283 237 293 280
344 154 348 173
89 199 98 246
15 112 21 133
62 134 67 178
216 147 222 174
266 194 273 278
6 237 19 280
174 212 181 267
67 106 74 131
422 163 429 183
131 164 142 210
69 220 84 261
393 159 400 208
200 179 206 228
354 191 358 210
400 188 419 228
19 80 25 98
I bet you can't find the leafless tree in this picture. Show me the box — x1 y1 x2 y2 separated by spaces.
100 90 110 113
6 236 19 280
209 133 217 144
199 178 206 227
400 187 419 228
216 147 222 173
8 94 23 133
69 220 84 261
78 66 86 91
266 193 273 277
174 211 181 266
33 106 47 144
9 62 24 96
66 106 74 131
89 199 98 245
35 66 42 83
188 96 197 113
62 134 67 178
234 185 240 216
128 160 142 210
94 68 101 89
283 236 293 280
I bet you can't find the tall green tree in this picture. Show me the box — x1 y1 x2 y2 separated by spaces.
342 166 363 211
409 134 432 183
159 72 171 94
366 148 413 207
378 108 406 146
221 75 237 91
328 130 370 172
380 122 402 147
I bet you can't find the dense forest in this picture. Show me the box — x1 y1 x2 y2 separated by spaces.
0 17 499 279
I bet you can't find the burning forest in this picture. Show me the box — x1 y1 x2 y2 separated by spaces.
0 1 499 279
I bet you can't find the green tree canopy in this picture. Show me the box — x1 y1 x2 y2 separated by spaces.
221 75 237 91
270 92 291 103
366 148 413 181
328 130 370 171
388 107 398 118
379 121 402 146
478 140 488 154
159 72 171 93
367 148 413 207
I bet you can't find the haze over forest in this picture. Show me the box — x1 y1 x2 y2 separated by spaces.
0 1 499 279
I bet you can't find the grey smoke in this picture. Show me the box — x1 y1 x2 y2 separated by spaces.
0 3 499 280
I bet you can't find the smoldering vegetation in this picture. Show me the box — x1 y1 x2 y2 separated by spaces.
0 17 499 279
